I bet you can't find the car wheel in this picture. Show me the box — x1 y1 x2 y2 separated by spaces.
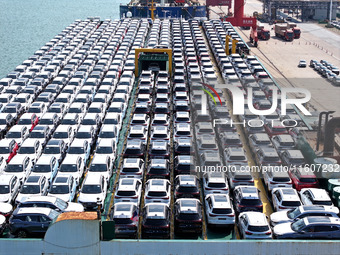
17 229 28 238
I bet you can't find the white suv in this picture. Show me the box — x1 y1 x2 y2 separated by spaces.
272 188 301 211
300 188 333 206
114 178 142 205
238 212 272 239
205 194 235 227
144 179 171 206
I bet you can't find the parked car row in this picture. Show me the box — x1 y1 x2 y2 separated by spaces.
309 59 340 86
0 18 161 237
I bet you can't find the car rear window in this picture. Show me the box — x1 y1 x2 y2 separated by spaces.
273 177 291 182
241 199 262 206
248 225 269 232
117 190 136 197
212 208 232 214
299 178 317 183
178 213 200 221
282 201 301 207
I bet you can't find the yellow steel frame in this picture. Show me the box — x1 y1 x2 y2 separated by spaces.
134 48 173 77
225 35 238 55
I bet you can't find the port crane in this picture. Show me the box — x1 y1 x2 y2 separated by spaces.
207 0 259 47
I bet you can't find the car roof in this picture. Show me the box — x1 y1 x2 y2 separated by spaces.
305 188 331 201
244 212 268 225
22 195 57 203
275 188 299 200
15 207 54 215
145 203 167 218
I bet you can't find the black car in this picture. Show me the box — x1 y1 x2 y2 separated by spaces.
175 198 202 235
174 175 200 199
9 208 60 238
142 203 170 239
233 186 263 213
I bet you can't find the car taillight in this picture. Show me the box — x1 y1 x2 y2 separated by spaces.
245 231 253 235
209 213 216 217
238 204 246 207
278 206 286 209
227 214 235 217
265 231 271 235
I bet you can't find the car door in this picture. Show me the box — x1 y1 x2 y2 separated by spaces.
39 215 52 232
26 215 42 233
272 190 280 210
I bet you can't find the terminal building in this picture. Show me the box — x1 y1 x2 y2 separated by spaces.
263 0 340 21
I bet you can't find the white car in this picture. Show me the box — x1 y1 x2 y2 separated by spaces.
78 174 107 210
18 195 83 212
52 125 75 146
58 155 85 183
203 172 229 195
205 194 235 227
0 174 21 203
238 212 272 239
3 155 32 182
300 188 333 206
17 139 43 163
87 154 114 181
5 125 29 146
30 155 59 182
270 205 340 227
114 178 142 205
15 174 49 204
144 179 171 206
48 174 78 202
272 188 302 211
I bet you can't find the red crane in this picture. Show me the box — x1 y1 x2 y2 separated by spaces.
214 0 258 47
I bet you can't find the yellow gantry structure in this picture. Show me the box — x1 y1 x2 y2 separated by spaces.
134 48 173 76
225 35 238 55
149 0 156 20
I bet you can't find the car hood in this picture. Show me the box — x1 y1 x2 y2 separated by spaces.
270 211 290 224
273 222 294 236
66 202 84 212
0 194 11 203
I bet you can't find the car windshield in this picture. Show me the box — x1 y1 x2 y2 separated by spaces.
0 119 7 125
55 198 68 210
68 147 83 154
96 146 113 154
18 119 32 125
100 132 114 138
60 164 77 173
49 210 60 220
40 119 53 125
287 207 302 219
30 132 45 138
89 164 107 172
44 146 61 154
0 147 9 154
299 178 316 183
49 185 69 194
5 164 23 172
18 147 35 154
114 218 133 225
0 185 10 194
33 164 51 173
21 185 40 194
6 132 21 138
76 132 91 139
82 184 101 194
291 219 306 232
54 132 68 139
